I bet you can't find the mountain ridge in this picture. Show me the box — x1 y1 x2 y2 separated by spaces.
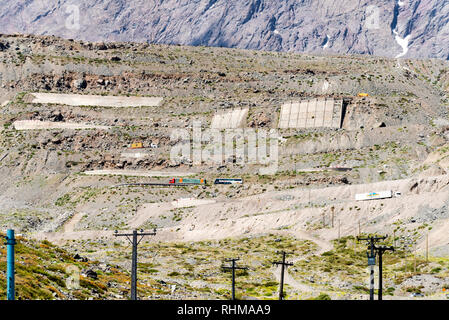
0 0 448 59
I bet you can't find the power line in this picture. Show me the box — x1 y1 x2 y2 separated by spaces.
272 251 294 300
114 228 156 300
222 258 248 300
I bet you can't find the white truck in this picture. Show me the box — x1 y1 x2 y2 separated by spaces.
355 190 395 201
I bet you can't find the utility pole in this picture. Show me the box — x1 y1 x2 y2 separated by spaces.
114 229 156 300
5 230 16 300
272 251 294 300
338 219 341 240
357 235 387 300
322 211 325 228
411 242 417 274
374 245 394 301
393 230 396 248
331 206 335 228
222 258 248 300
414 249 417 273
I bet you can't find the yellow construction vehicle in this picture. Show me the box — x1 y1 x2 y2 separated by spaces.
358 93 369 97
130 142 144 149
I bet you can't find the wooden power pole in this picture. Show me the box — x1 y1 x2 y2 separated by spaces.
114 229 157 300
222 258 248 300
375 245 394 300
272 251 293 300
331 206 335 228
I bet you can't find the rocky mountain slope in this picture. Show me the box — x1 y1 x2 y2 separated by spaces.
1 33 449 299
0 232 161 300
0 0 448 59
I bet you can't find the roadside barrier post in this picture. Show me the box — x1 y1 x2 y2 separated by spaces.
6 229 16 300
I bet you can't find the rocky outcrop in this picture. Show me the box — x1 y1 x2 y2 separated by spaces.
0 0 448 59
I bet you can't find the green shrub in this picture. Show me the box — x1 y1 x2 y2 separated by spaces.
430 267 441 274
312 293 331 300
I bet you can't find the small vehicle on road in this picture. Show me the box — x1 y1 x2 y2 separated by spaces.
169 178 206 185
410 292 424 298
214 178 243 185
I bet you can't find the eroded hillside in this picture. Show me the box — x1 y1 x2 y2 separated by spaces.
1 34 449 299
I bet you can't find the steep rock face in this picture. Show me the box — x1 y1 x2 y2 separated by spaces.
0 0 448 59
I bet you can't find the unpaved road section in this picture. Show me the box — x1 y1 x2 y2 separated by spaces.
271 265 317 296
172 198 217 208
30 175 449 255
63 212 86 233
13 120 110 130
34 230 112 243
28 92 163 107
82 170 196 177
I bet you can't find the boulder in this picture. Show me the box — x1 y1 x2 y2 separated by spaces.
51 111 64 122
85 269 98 280
73 254 88 262
0 41 9 51
72 79 87 90
373 121 386 128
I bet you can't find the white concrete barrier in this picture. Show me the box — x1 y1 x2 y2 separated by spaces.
29 93 163 107
13 120 110 130
279 98 343 129
211 108 248 129
120 152 150 159
82 170 195 177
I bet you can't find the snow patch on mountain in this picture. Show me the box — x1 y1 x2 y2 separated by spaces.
394 31 411 58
